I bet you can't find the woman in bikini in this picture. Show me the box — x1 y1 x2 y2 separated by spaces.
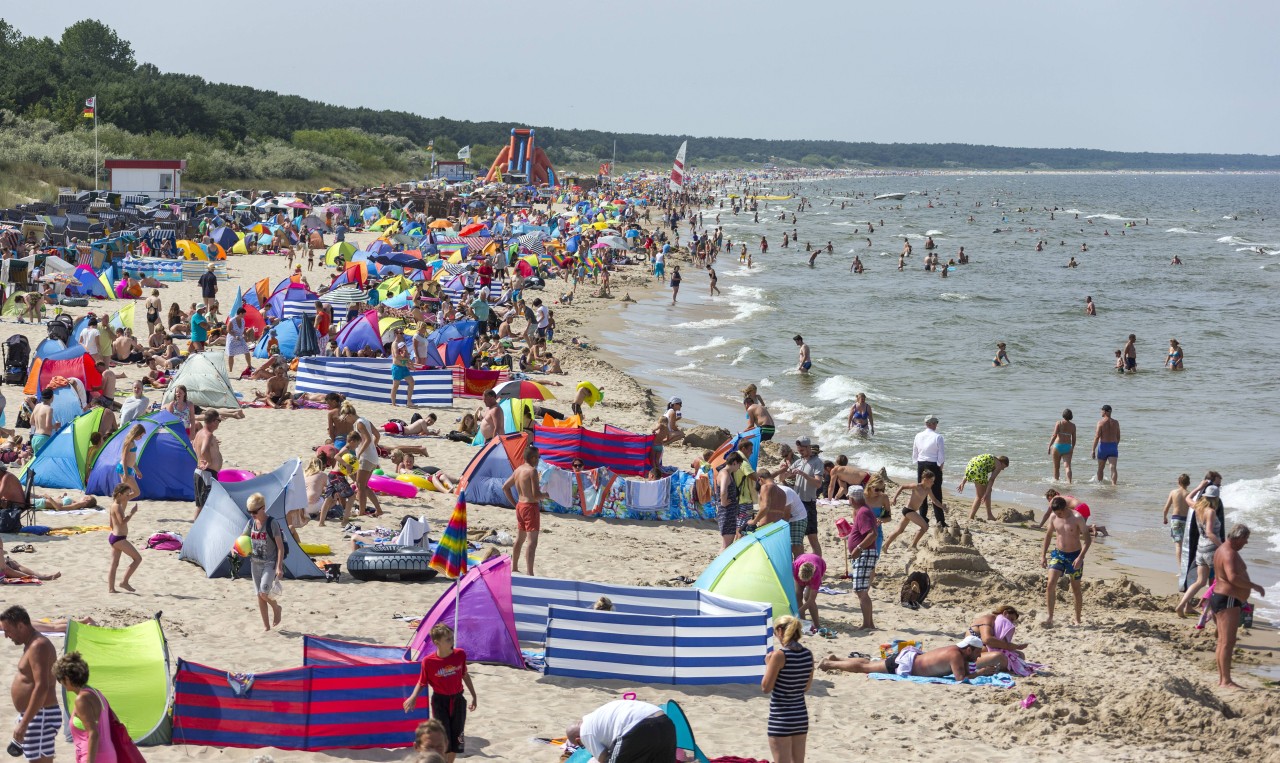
1048 409 1076 483
884 471 944 553
115 424 145 501
846 393 875 437
107 482 141 593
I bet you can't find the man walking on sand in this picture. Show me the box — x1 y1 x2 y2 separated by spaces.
1092 405 1120 485
912 416 947 527
1041 496 1091 626
1 605 58 763
1213 524 1265 689
502 445 548 576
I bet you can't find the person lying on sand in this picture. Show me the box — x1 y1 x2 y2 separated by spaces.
819 635 1005 682
0 538 60 581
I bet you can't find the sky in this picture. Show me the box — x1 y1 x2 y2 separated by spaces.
4 0 1279 155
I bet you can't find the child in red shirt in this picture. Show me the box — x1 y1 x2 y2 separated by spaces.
403 624 477 761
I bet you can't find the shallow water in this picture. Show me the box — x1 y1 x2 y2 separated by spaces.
603 173 1280 612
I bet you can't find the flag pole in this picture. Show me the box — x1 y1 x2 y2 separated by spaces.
93 95 99 192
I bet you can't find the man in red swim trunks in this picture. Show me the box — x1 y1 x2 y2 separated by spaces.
502 445 548 576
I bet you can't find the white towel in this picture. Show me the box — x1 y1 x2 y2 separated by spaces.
393 516 430 547
624 475 670 511
542 467 574 507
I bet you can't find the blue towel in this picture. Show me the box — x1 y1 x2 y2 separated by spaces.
868 672 1015 688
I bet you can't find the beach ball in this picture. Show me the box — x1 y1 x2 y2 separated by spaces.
373 468 384 476
233 535 252 558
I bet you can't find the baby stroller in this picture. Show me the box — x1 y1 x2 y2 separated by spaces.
46 314 73 345
3 335 28 386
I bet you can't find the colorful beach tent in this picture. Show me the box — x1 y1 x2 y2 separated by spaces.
50 386 83 429
23 344 102 396
64 615 173 745
253 316 303 360
18 408 102 489
266 283 319 321
708 427 762 471
693 521 797 620
406 555 524 668
85 411 196 500
457 433 528 507
324 241 356 265
333 310 383 354
532 425 654 475
179 459 322 579
159 351 239 410
72 265 111 299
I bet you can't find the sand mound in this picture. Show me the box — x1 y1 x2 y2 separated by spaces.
909 524 992 587
684 425 731 449
1083 576 1168 612
998 506 1036 523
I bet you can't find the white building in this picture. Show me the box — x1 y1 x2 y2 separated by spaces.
104 159 186 197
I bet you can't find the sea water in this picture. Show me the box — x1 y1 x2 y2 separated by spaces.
602 172 1280 612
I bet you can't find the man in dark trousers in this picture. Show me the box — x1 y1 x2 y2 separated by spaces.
198 263 218 314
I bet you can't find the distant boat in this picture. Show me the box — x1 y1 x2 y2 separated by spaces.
874 193 906 201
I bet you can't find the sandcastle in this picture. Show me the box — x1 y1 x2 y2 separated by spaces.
907 523 993 587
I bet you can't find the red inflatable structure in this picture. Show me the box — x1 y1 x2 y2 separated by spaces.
484 127 557 186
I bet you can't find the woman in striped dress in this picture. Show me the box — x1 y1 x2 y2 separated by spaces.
762 615 814 763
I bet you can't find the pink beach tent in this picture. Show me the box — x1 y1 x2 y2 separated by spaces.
405 555 524 668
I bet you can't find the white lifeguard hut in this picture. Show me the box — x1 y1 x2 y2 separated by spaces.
104 159 186 197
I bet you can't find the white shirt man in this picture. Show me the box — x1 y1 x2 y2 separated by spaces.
571 700 675 763
912 416 947 526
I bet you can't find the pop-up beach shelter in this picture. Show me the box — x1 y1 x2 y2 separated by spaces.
86 411 196 500
253 316 303 360
333 310 383 354
63 615 173 745
457 433 528 507
24 343 103 396
179 459 322 579
324 241 356 265
19 408 102 489
564 700 708 763
159 351 239 410
693 520 797 620
405 555 524 667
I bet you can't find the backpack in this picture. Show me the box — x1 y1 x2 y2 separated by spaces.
244 516 289 559
900 571 931 610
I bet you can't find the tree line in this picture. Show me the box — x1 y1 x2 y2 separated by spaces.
1 18 1278 175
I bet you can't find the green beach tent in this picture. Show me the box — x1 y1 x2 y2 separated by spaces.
63 615 173 745
325 241 356 266
17 408 103 490
693 520 798 620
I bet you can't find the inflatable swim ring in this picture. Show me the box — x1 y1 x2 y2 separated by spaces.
218 469 256 483
368 475 418 498
346 545 437 582
397 473 437 492
575 380 603 407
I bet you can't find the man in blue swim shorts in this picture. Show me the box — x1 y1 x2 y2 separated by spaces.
794 334 812 374
1041 497 1090 626
1092 405 1120 485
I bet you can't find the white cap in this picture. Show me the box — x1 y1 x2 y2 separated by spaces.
956 634 984 650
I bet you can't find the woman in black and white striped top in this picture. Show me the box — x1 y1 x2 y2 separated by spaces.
761 615 814 762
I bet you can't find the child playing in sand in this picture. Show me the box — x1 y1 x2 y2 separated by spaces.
403 623 477 762
108 483 141 593
317 452 355 527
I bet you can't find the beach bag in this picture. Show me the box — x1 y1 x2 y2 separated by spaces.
102 691 145 763
900 571 931 610
146 532 183 551
0 507 23 534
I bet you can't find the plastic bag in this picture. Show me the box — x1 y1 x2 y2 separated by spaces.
268 579 283 600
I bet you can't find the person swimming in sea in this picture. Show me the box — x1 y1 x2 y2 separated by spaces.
992 342 1010 366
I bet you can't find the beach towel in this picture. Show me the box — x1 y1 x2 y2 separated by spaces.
818 586 848 595
990 614 1045 676
46 525 110 536
0 576 40 585
392 516 430 548
868 671 1015 688
541 467 574 508
624 475 671 511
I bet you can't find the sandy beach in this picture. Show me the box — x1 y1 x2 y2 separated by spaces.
0 214 1274 763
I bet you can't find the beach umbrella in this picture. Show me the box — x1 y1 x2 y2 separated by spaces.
624 228 641 239
598 235 628 249
494 379 555 401
208 226 237 251
427 219 453 229
458 222 487 236
247 222 273 235
590 242 610 250
429 491 471 633
319 285 368 305
284 200 309 209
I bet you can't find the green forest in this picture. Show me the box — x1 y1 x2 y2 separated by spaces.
1 17 1278 196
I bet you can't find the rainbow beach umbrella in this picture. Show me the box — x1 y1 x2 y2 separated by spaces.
429 491 469 580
